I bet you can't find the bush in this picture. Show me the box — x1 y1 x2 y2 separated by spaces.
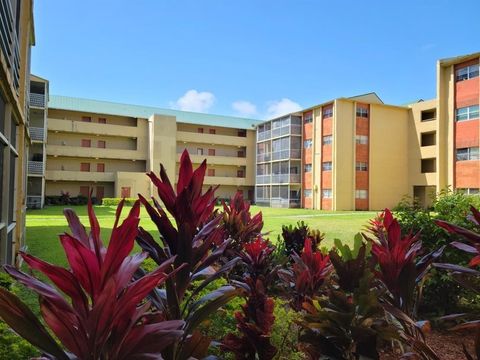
101 197 139 206
0 321 39 360
45 195 91 206
394 190 480 314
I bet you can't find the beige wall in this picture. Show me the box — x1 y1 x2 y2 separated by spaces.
48 132 138 150
115 172 151 199
177 122 243 137
151 114 177 192
333 99 355 210
48 109 137 127
46 181 114 198
46 157 146 173
369 104 410 210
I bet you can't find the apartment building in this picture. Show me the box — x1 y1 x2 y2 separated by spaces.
255 52 480 210
45 96 261 202
0 0 35 264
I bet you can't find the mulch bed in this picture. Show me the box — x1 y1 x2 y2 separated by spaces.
380 330 473 359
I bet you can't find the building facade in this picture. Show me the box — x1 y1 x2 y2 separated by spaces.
255 52 480 210
0 0 35 264
44 96 261 203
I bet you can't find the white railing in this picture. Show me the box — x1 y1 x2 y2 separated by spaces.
256 152 271 162
27 196 42 209
28 160 44 175
257 130 271 142
30 126 45 141
30 92 46 107
271 174 301 184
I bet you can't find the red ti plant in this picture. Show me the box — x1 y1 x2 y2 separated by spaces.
435 206 480 360
364 209 444 314
278 238 332 311
222 237 277 360
221 191 263 251
0 200 184 359
136 149 242 359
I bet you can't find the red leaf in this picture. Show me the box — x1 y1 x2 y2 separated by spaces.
177 149 194 194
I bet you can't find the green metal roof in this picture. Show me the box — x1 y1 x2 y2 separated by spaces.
48 95 263 130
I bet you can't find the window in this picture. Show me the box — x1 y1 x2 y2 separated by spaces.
322 189 332 198
80 163 90 172
98 118 107 124
81 116 92 122
323 107 333 118
421 110 436 122
458 188 480 195
81 139 91 147
209 129 216 134
207 168 215 176
237 169 245 178
456 105 479 121
80 186 90 197
121 187 131 198
456 64 479 81
356 162 368 171
97 140 106 148
304 114 313 124
197 128 204 133
421 132 436 146
322 161 332 171
322 135 332 145
421 158 436 173
304 189 312 197
237 150 245 157
304 139 312 148
304 163 312 172
355 190 368 199
96 163 105 172
238 130 246 137
197 148 204 155
456 147 479 161
96 186 105 200
208 148 215 156
356 107 368 118
355 135 368 144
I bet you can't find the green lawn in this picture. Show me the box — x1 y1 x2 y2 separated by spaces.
25 204 377 267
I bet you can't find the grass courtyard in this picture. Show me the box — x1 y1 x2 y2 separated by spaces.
25 204 377 267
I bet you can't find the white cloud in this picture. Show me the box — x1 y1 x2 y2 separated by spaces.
266 98 302 119
173 89 215 112
232 100 257 117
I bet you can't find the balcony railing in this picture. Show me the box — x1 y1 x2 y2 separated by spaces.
27 196 43 209
271 174 301 184
271 124 302 138
256 175 271 184
30 92 46 107
256 152 271 162
271 149 301 161
257 130 271 142
28 160 44 175
30 126 45 142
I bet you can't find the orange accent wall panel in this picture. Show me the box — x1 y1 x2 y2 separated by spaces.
323 118 333 135
455 120 480 148
355 171 368 189
304 172 312 189
304 197 312 209
455 79 480 108
355 199 368 210
304 148 312 163
455 161 480 188
322 171 332 188
304 123 313 139
356 118 369 135
321 198 332 210
322 145 332 161
356 144 369 161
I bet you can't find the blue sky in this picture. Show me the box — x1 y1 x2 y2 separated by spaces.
32 0 480 119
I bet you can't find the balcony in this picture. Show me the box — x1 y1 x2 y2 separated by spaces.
48 118 140 138
28 161 44 176
45 170 115 182
30 127 45 142
256 175 271 184
270 198 301 208
257 130 271 142
177 131 248 147
0 0 20 93
271 124 302 139
272 149 301 161
47 145 145 160
30 93 46 108
27 196 43 209
257 152 271 162
183 153 247 166
271 174 301 184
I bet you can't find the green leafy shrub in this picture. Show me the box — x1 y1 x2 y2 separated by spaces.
0 321 39 360
394 190 480 314
101 197 140 206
